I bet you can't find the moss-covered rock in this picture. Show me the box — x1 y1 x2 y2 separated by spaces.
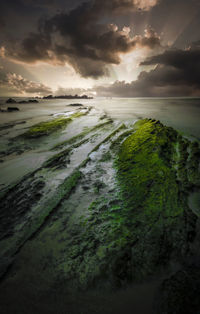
0 118 200 313
22 112 88 138
88 121 195 282
53 119 199 288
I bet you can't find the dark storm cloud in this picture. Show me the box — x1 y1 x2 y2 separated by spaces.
0 17 5 30
2 0 161 78
140 46 200 87
20 0 58 8
95 45 200 97
141 46 200 68
0 0 85 44
19 0 85 12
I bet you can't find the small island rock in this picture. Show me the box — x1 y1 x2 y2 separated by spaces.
7 107 20 112
6 98 17 104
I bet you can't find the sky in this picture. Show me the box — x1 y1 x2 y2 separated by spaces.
0 0 200 97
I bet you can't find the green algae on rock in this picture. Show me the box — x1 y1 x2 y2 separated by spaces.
114 119 197 280
0 118 200 314
22 111 88 138
67 119 199 288
23 117 72 138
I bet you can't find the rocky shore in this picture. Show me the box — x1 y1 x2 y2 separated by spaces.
0 111 200 314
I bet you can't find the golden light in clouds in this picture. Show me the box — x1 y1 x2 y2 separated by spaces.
18 43 158 93
134 0 158 10
23 63 113 92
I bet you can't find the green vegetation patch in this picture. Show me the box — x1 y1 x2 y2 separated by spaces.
110 128 135 151
112 119 197 279
116 119 180 216
72 119 198 287
2 119 199 293
22 112 88 138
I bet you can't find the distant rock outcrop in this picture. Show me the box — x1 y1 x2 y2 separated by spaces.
6 98 17 104
0 108 7 112
0 106 20 112
19 99 38 104
7 107 20 112
28 99 38 103
68 103 83 107
43 94 93 100
6 98 39 105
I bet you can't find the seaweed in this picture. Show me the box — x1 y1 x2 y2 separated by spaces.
74 119 198 287
1 118 199 301
22 112 88 138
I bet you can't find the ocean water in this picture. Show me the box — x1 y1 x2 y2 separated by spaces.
0 97 200 138
92 97 200 138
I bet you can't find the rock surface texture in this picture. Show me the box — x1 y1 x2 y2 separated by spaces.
0 118 200 314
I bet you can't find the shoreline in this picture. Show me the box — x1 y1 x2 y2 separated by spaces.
0 109 200 313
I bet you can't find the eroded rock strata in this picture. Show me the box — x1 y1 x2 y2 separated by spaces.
0 119 200 314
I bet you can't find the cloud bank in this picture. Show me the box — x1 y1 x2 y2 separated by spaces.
0 73 52 96
2 0 161 78
95 45 200 97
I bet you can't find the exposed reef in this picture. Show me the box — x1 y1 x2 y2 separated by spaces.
0 106 20 112
6 98 38 104
0 118 200 314
52 119 113 151
6 98 17 104
0 109 91 162
43 94 93 99
18 99 38 104
22 116 73 138
67 103 84 107
22 111 89 138
0 120 26 131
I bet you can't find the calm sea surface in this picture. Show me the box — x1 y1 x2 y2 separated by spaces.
93 97 200 138
0 97 200 138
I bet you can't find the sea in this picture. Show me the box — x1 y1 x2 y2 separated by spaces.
0 97 200 138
